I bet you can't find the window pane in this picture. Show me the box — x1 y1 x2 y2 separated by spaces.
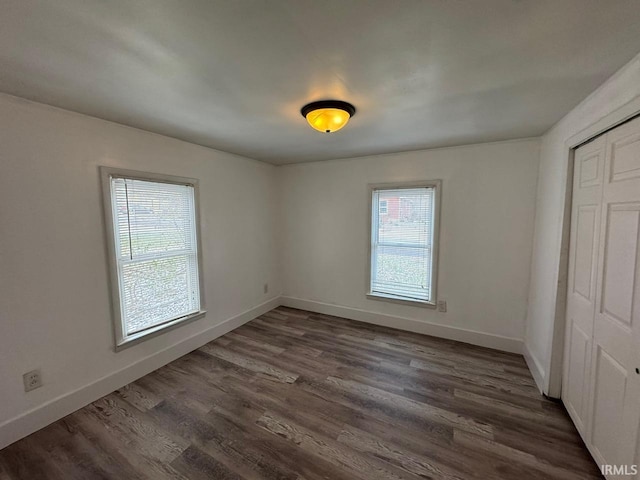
373 245 430 297
376 189 432 246
121 254 200 334
371 186 435 302
109 175 201 340
113 178 196 259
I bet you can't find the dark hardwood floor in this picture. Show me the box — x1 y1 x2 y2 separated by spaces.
0 307 601 479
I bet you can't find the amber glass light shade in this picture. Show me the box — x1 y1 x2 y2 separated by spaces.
301 101 356 133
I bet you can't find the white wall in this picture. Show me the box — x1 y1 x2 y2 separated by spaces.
525 53 640 396
279 139 540 350
0 94 281 447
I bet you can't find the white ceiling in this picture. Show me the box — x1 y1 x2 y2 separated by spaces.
2 1 640 164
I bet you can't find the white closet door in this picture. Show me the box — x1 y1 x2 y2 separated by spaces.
588 115 640 473
563 136 606 434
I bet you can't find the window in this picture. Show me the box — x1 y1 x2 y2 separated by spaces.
101 168 204 349
368 182 440 306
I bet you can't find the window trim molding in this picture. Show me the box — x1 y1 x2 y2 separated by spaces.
99 166 206 351
366 180 442 309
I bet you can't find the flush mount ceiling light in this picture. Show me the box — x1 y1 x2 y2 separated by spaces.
301 100 356 133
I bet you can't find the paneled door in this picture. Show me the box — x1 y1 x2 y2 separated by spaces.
588 115 640 473
564 114 640 478
563 136 606 434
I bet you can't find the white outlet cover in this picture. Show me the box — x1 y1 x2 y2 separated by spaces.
23 369 42 392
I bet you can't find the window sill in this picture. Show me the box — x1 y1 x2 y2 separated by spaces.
115 310 207 351
366 292 436 309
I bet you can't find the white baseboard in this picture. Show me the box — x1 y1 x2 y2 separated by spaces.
280 296 523 354
523 342 547 395
0 297 281 450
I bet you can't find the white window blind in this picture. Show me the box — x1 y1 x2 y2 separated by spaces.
110 177 201 336
370 187 435 303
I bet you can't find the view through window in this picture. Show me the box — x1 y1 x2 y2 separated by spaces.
370 185 438 303
103 169 203 347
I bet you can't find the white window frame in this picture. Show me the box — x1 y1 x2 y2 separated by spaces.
367 180 441 308
100 167 206 350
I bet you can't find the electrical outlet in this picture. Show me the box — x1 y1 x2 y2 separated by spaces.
437 300 447 313
263 283 269 294
23 369 42 392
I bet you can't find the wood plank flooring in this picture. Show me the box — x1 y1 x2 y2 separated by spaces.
0 307 602 479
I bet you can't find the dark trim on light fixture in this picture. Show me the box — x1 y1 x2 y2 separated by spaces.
300 100 356 118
